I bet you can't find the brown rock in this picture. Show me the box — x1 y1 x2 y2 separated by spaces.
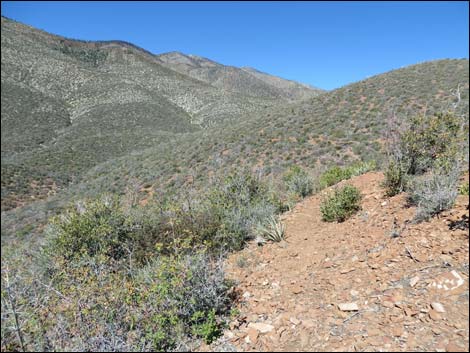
382 300 395 308
429 310 442 321
247 328 259 344
300 330 310 348
340 268 356 274
367 328 382 337
392 326 404 337
445 343 467 352
302 319 315 329
248 322 275 333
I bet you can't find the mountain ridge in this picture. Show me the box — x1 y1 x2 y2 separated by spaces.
156 51 324 100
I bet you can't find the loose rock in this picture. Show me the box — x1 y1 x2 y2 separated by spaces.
338 302 359 311
247 322 275 333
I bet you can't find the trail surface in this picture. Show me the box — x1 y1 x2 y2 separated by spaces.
208 172 469 352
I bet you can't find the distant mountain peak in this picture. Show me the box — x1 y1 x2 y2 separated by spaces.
157 52 324 100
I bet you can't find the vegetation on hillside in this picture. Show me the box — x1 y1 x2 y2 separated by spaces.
383 111 468 221
1 16 469 353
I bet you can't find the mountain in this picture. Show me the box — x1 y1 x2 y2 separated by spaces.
156 51 323 100
241 66 321 101
63 59 469 202
1 16 315 210
1 16 468 239
1 16 469 353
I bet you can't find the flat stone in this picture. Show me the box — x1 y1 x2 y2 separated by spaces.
302 319 315 329
350 289 360 297
248 322 275 333
429 310 442 321
289 317 301 325
409 276 420 287
340 268 356 274
382 300 395 308
392 326 404 337
338 302 359 311
247 328 259 344
445 343 467 352
300 330 310 348
431 302 446 313
367 328 383 337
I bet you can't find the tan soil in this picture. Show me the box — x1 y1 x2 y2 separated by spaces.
212 172 469 352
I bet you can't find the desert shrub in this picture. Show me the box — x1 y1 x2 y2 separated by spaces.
319 161 375 189
383 112 465 196
459 182 469 195
408 165 460 222
205 172 279 251
347 160 377 176
20 252 229 351
133 252 230 350
319 166 352 188
44 195 135 264
401 113 461 174
383 159 410 197
254 215 286 242
55 40 108 66
320 185 362 222
283 165 314 198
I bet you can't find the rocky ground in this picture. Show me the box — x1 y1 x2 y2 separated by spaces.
204 172 469 352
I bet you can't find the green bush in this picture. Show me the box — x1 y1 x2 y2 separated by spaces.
134 252 230 350
319 166 352 188
383 159 410 197
44 195 134 264
458 182 469 195
348 160 377 176
283 165 314 198
37 252 228 351
320 185 362 222
319 161 376 189
383 112 465 196
205 172 279 251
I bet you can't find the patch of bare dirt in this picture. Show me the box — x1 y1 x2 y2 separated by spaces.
213 172 469 352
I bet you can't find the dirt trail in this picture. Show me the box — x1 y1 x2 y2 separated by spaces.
211 172 469 352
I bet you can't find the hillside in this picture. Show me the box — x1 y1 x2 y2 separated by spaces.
1 15 469 353
1 57 468 241
157 52 323 100
218 172 469 352
61 59 469 200
1 16 298 210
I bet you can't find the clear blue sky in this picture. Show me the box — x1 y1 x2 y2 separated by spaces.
2 1 468 90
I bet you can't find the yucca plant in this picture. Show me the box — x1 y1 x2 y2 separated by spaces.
254 215 286 242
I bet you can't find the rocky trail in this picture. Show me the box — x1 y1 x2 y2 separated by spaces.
206 172 469 352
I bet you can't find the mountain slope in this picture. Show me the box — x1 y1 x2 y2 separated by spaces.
3 58 465 237
65 59 469 201
241 66 321 101
1 16 289 209
157 51 323 100
1 17 468 241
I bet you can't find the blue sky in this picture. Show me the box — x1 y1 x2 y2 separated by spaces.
2 1 468 90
